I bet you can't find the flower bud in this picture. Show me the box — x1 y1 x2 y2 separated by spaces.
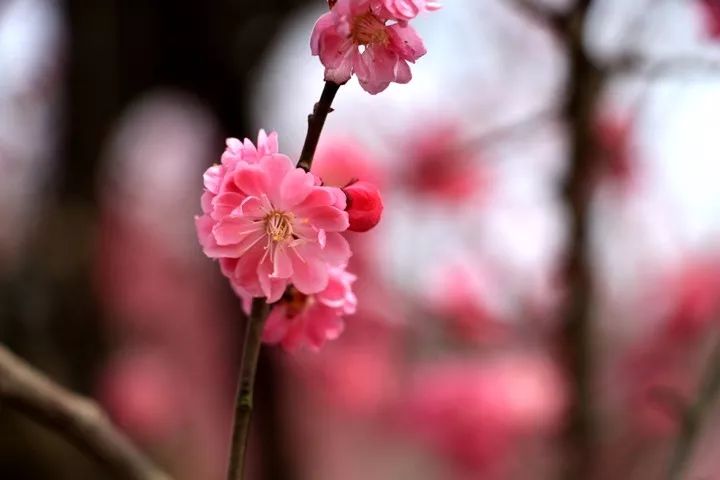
343 181 383 232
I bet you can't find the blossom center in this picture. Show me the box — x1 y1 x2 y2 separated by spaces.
264 211 294 242
350 12 389 46
284 286 310 316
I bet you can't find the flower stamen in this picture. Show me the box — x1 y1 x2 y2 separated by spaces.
265 211 294 242
350 12 390 46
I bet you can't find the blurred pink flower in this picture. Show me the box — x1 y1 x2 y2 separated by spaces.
426 261 508 343
343 180 384 232
196 132 352 302
403 123 490 202
621 337 697 436
402 355 566 475
373 0 441 20
662 259 720 339
312 137 385 188
594 112 637 189
263 266 357 351
699 0 720 39
98 352 182 442
311 0 429 94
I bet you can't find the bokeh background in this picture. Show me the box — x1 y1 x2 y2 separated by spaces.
3 0 720 479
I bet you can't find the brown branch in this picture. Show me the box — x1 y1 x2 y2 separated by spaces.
226 298 270 480
0 343 171 480
296 81 341 172
559 1 604 478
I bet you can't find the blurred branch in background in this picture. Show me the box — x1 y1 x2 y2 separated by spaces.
559 0 604 478
0 344 171 480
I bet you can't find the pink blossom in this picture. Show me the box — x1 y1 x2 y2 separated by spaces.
426 261 508 343
311 0 429 94
403 123 490 202
98 352 181 442
402 355 566 475
262 267 357 351
196 132 352 302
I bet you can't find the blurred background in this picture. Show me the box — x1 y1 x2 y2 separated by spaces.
3 0 720 478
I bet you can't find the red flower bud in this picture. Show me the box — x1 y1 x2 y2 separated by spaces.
343 180 383 232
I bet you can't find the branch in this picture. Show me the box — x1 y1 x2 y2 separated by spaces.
0 344 171 480
668 336 720 480
297 81 341 172
455 105 559 154
607 53 720 79
226 298 270 480
559 1 604 478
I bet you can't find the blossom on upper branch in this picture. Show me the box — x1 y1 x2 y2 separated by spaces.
311 0 433 94
196 131 351 303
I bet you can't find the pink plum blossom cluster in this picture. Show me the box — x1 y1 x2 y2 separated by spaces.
312 0 440 94
196 131 381 351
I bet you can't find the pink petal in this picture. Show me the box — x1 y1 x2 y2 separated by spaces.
296 206 349 232
213 217 262 246
322 232 352 265
233 164 268 197
311 13 335 55
257 257 289 302
238 196 268 219
262 307 291 344
319 32 356 84
296 188 336 210
261 154 295 203
278 168 315 210
394 59 412 84
201 191 214 214
389 23 426 61
203 165 223 194
272 245 294 278
355 46 396 94
290 251 330 294
258 130 279 156
212 192 245 219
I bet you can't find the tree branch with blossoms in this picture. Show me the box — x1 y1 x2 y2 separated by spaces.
0 343 170 480
193 1 438 479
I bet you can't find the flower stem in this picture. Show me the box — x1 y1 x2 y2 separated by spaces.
297 81 341 172
668 336 720 480
227 298 270 480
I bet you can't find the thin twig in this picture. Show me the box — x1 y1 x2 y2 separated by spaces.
0 343 170 480
226 298 270 480
297 81 341 172
559 1 604 478
668 337 720 480
607 54 720 80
